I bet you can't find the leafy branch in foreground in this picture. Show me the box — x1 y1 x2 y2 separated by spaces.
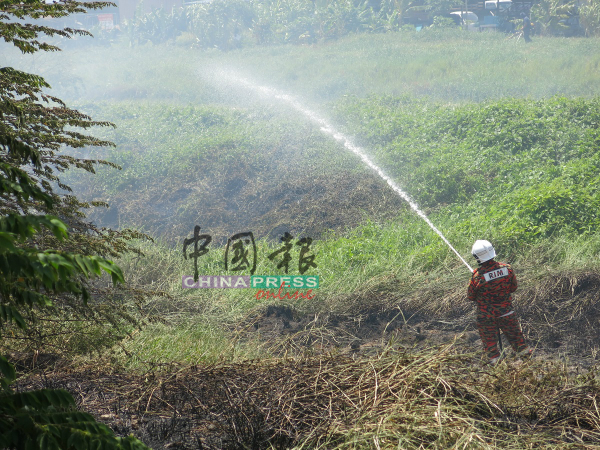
1 0 153 354
0 1 151 447
0 77 149 450
0 0 115 53
0 0 146 258
0 213 148 449
0 357 148 450
0 213 124 327
0 157 145 448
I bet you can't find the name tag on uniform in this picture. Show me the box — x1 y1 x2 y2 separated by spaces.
483 267 509 282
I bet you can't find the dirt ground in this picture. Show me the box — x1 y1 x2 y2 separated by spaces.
12 270 600 449
90 169 410 245
12 163 600 449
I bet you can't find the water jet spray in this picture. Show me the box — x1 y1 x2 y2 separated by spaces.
218 72 474 273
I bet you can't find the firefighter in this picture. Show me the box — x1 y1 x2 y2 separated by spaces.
468 240 532 365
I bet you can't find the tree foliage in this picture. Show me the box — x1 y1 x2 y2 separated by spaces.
0 210 149 449
0 121 148 449
125 0 420 47
579 0 600 36
121 0 600 44
1 0 152 355
0 1 151 447
531 0 581 36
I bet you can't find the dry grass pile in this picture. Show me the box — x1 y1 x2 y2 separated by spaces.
517 271 600 355
235 269 600 364
370 269 600 356
93 168 407 245
16 345 600 449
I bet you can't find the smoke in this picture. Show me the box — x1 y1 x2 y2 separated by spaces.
210 68 474 272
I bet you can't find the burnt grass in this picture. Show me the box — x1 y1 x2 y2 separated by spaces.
13 168 600 448
90 168 409 245
12 271 600 449
240 272 600 363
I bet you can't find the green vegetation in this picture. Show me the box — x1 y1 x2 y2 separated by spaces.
3 1 600 446
336 95 600 243
118 0 600 48
0 1 149 448
64 94 600 269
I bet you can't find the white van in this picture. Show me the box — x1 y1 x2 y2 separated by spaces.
450 11 479 31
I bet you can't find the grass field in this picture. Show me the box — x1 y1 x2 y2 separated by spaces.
4 29 600 448
5 28 600 104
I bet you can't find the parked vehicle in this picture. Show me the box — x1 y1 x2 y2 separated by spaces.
449 11 479 30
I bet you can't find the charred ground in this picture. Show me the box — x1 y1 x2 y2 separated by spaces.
12 270 600 449
6 28 600 450
90 165 410 246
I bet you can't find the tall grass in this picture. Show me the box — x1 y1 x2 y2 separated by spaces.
5 32 600 364
107 210 600 367
3 32 600 106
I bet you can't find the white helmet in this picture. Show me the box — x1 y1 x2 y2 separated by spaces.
471 240 496 264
